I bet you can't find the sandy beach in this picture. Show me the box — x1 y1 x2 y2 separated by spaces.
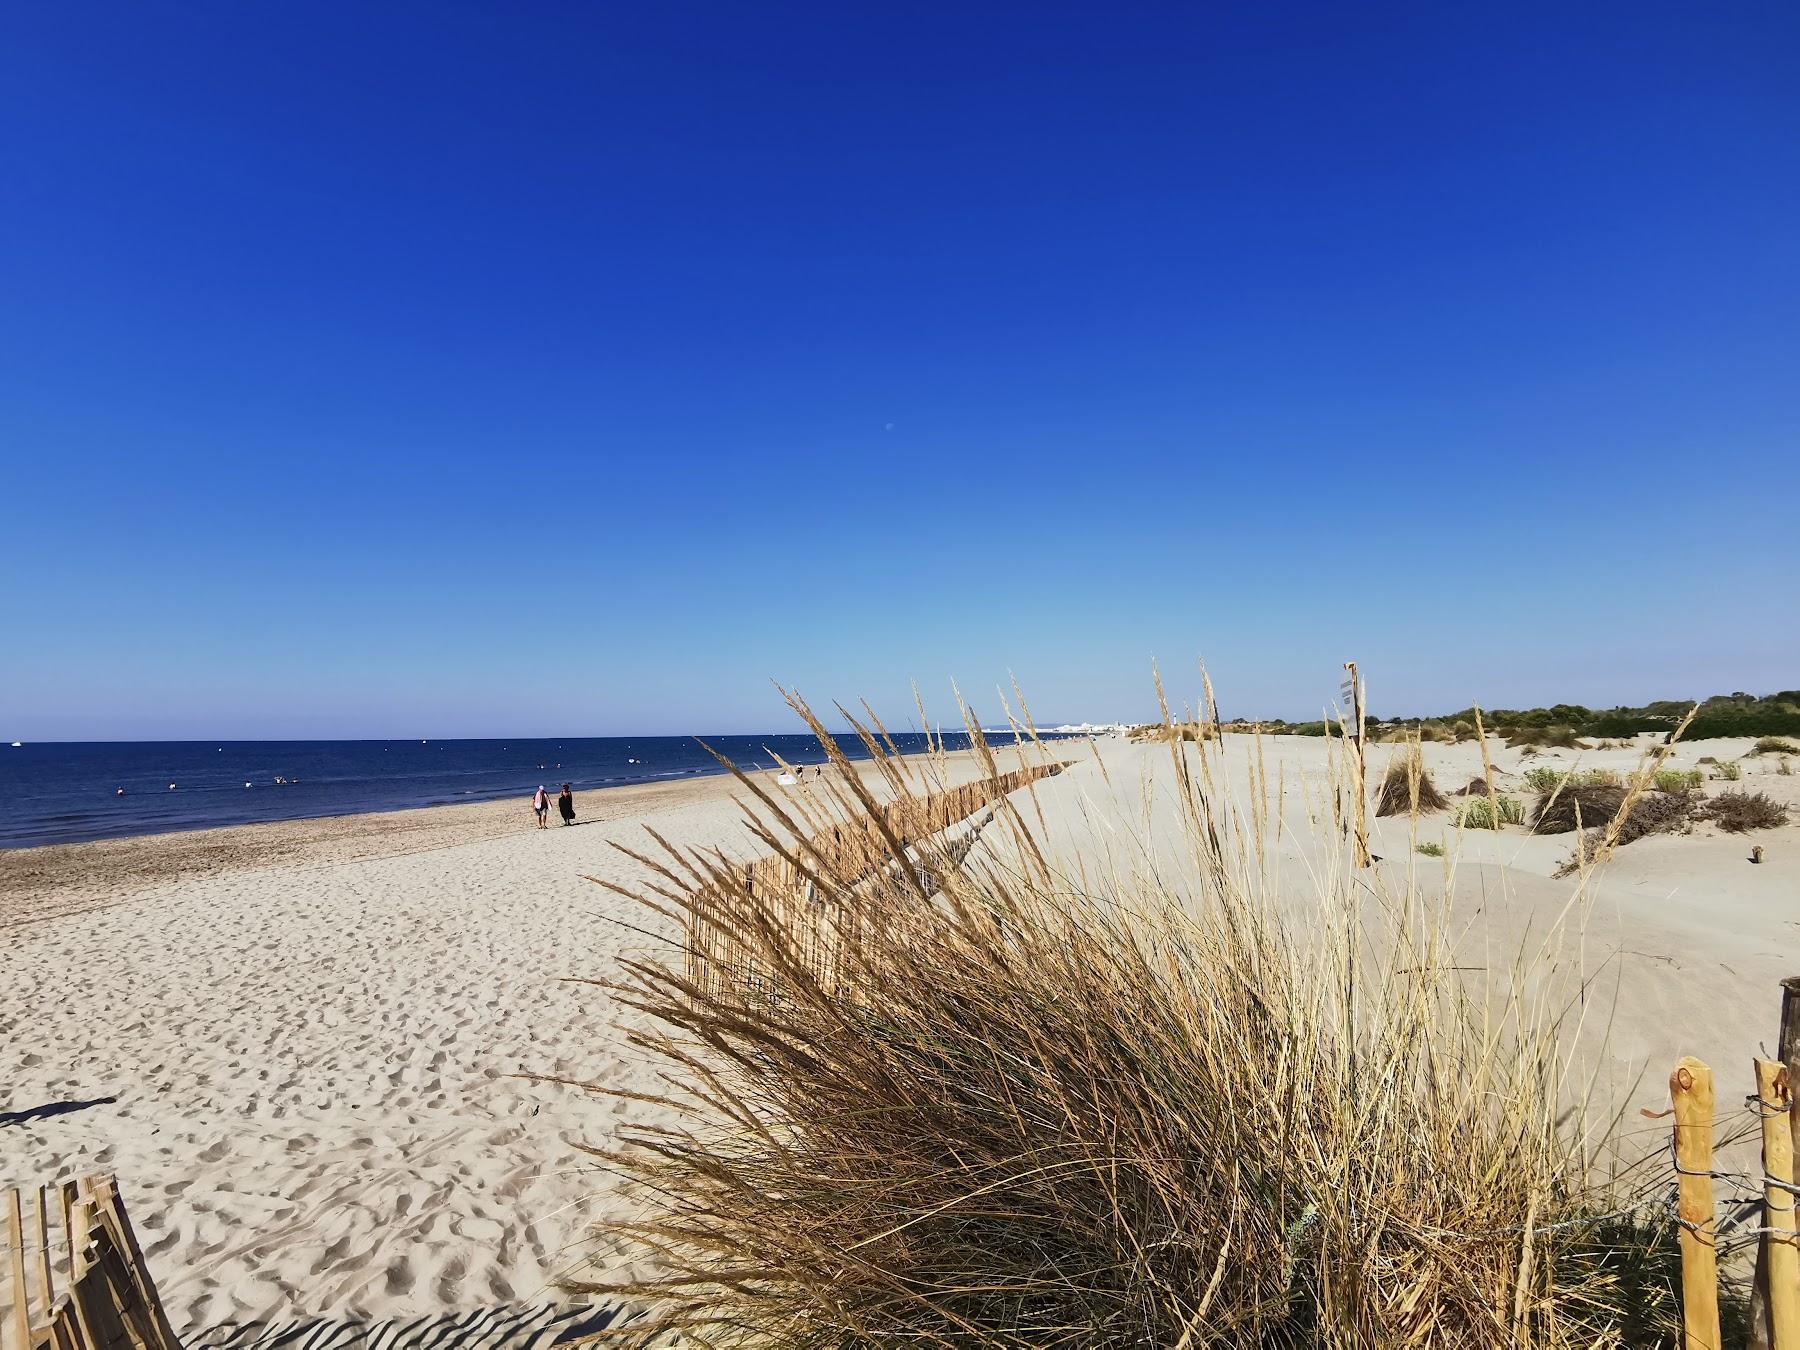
3 732 1796 1336
0 747 1044 1333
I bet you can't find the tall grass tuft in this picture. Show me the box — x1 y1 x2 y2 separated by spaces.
581 685 1675 1346
1374 740 1449 816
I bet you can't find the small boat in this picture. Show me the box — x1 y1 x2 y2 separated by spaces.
9 741 19 748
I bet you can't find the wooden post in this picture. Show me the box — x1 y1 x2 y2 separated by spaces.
29 1188 51 1321
1755 1059 1800 1350
58 1180 78 1282
7 1190 29 1350
1672 1057 1722 1350
1752 979 1800 1350
1345 661 1369 868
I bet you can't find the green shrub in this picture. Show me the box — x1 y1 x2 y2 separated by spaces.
1522 767 1567 794
1416 840 1445 857
1524 767 1623 794
1684 712 1800 740
1454 795 1524 829
1715 761 1741 781
1752 737 1800 756
1653 768 1704 794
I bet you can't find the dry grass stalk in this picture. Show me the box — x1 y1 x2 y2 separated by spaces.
577 684 1679 1347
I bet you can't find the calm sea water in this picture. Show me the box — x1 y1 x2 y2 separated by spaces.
0 733 1035 848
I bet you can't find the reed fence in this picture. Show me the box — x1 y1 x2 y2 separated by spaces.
683 761 1067 999
4 1176 180 1350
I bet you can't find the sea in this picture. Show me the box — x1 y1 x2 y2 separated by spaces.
0 732 1057 849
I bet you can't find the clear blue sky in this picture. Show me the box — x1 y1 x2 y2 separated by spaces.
3 3 1795 739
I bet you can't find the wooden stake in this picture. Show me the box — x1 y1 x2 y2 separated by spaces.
1755 1059 1800 1350
28 1189 51 1321
88 1180 181 1350
1752 979 1800 1350
1345 661 1369 868
1672 1057 1722 1350
57 1182 81 1283
7 1190 29 1350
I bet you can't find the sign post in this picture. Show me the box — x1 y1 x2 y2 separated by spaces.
1343 661 1369 868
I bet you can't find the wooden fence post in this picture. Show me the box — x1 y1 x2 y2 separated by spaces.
1672 1057 1722 1350
7 1189 29 1350
1751 979 1800 1350
1344 661 1369 868
1755 1058 1799 1350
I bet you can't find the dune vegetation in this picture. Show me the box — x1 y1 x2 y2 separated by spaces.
1374 740 1448 816
1227 689 1800 746
576 681 1695 1347
1696 789 1789 833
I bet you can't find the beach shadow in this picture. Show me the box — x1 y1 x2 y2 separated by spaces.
0 1095 117 1128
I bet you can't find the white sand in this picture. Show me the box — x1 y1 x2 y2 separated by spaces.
0 751 1032 1332
3 733 1795 1333
986 732 1800 1133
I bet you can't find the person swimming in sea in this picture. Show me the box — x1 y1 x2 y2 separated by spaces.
558 783 575 826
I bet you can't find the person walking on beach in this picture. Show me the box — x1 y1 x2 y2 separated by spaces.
532 785 550 828
557 783 575 826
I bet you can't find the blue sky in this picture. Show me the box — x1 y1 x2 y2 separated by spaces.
2 3 1796 739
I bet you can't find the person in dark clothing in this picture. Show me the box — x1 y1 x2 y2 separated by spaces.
557 783 576 826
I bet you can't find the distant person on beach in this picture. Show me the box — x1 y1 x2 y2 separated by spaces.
558 783 575 826
532 785 549 828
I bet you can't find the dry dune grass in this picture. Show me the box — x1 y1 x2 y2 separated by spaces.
577 682 1681 1347
1374 741 1448 816
1696 789 1789 832
1531 784 1695 842
1505 726 1591 750
1131 720 1218 743
1530 784 1626 835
